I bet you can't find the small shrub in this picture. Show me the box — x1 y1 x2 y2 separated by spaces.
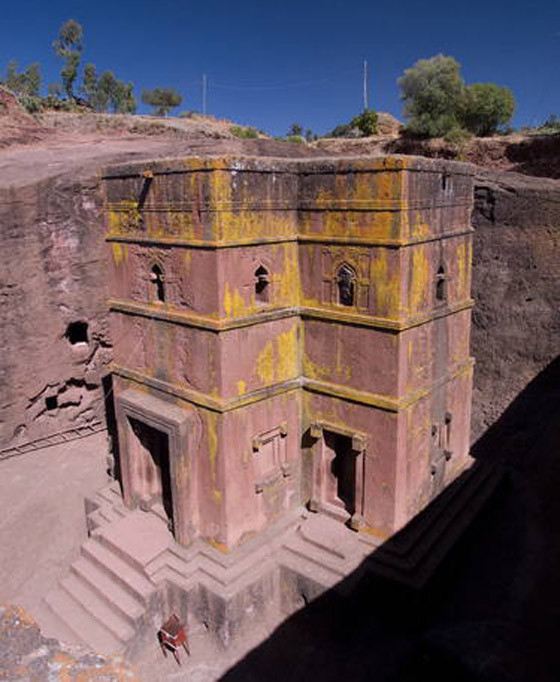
443 126 472 146
179 110 196 118
230 126 258 139
351 109 378 136
18 94 43 114
326 122 354 138
285 135 305 144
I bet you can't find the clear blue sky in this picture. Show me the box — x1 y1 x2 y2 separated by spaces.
1 0 558 136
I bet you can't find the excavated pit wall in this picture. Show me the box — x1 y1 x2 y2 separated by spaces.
1 158 558 455
471 170 560 442
0 174 112 454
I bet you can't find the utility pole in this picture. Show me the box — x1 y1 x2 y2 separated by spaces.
202 74 207 115
363 60 368 112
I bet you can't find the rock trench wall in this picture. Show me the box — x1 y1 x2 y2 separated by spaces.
470 170 560 442
0 175 112 453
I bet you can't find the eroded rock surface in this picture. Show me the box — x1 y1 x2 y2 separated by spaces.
470 170 560 441
0 175 111 450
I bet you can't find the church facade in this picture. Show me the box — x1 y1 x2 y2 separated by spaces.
104 155 474 553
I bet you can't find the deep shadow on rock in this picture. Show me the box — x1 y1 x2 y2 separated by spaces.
221 357 560 682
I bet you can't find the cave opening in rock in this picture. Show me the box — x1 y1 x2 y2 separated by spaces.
45 395 58 410
66 321 89 345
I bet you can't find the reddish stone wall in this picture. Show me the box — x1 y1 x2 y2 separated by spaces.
471 171 560 441
0 177 112 453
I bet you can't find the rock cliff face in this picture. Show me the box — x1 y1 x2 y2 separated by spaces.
470 170 560 442
0 174 112 452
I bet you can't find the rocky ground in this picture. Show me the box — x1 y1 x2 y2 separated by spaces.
0 604 139 681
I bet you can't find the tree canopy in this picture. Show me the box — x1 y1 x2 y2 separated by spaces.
81 65 136 113
53 19 83 98
398 55 464 138
141 87 183 116
459 82 516 137
2 61 42 97
398 54 516 138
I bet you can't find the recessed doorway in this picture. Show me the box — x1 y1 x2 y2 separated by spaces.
309 424 365 528
324 431 357 516
129 418 174 528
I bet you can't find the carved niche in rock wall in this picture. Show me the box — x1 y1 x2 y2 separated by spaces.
252 423 290 494
430 412 453 498
321 247 370 310
252 423 291 522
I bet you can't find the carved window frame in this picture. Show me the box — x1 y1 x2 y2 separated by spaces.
251 422 289 493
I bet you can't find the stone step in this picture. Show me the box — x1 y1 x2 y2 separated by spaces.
385 463 492 559
60 575 135 643
96 511 171 571
70 557 145 624
32 598 83 648
97 482 123 505
150 502 170 524
88 505 121 528
44 587 122 655
151 540 278 594
86 511 104 534
81 539 155 604
281 533 358 580
279 552 341 592
368 463 502 587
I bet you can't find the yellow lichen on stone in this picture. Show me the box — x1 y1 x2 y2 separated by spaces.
276 325 298 381
277 244 300 305
370 249 401 316
224 281 233 317
237 380 246 396
255 324 298 386
303 353 330 380
111 242 124 266
456 239 470 300
410 210 431 240
206 411 218 482
408 246 430 314
223 280 260 319
256 340 275 384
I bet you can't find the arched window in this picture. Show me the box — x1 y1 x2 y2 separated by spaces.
150 264 165 303
254 265 270 303
435 265 447 302
336 264 356 307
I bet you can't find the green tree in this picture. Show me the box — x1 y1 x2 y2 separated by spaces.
287 122 303 137
4 60 26 95
94 71 136 113
23 63 41 97
2 61 42 97
459 82 515 136
351 109 378 136
53 19 83 98
398 54 464 138
141 87 182 116
81 63 97 102
80 65 135 113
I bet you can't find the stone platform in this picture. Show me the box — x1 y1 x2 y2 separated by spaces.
35 461 502 660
